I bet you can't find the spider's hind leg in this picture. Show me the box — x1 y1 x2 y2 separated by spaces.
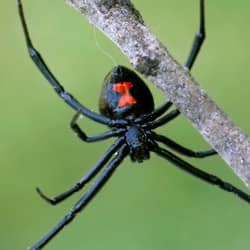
185 0 206 70
18 0 119 126
17 0 64 94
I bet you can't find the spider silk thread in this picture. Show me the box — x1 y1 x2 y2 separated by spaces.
93 26 117 67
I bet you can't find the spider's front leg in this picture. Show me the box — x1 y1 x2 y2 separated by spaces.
70 110 125 142
152 144 250 204
29 144 128 250
36 138 125 205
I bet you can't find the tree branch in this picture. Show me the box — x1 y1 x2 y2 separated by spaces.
65 0 250 187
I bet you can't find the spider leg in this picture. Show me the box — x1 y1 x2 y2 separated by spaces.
36 137 125 205
29 144 128 250
17 0 126 127
185 0 206 70
143 0 205 126
135 101 173 123
70 110 125 142
144 109 180 130
150 131 216 158
140 1 206 127
152 144 250 203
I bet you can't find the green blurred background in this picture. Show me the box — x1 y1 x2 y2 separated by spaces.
1 0 250 249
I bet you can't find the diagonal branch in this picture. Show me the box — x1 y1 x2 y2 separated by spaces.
65 0 250 187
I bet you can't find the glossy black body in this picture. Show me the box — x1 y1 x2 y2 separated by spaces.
125 124 150 162
99 65 155 162
17 0 250 249
99 65 154 119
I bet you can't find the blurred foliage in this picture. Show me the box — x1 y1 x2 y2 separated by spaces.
1 0 250 249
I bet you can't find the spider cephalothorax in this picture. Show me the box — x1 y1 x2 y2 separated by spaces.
17 0 250 249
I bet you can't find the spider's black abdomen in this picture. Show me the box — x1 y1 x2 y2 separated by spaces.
125 125 150 163
99 65 154 119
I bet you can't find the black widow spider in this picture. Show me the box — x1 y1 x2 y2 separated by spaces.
17 0 250 249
